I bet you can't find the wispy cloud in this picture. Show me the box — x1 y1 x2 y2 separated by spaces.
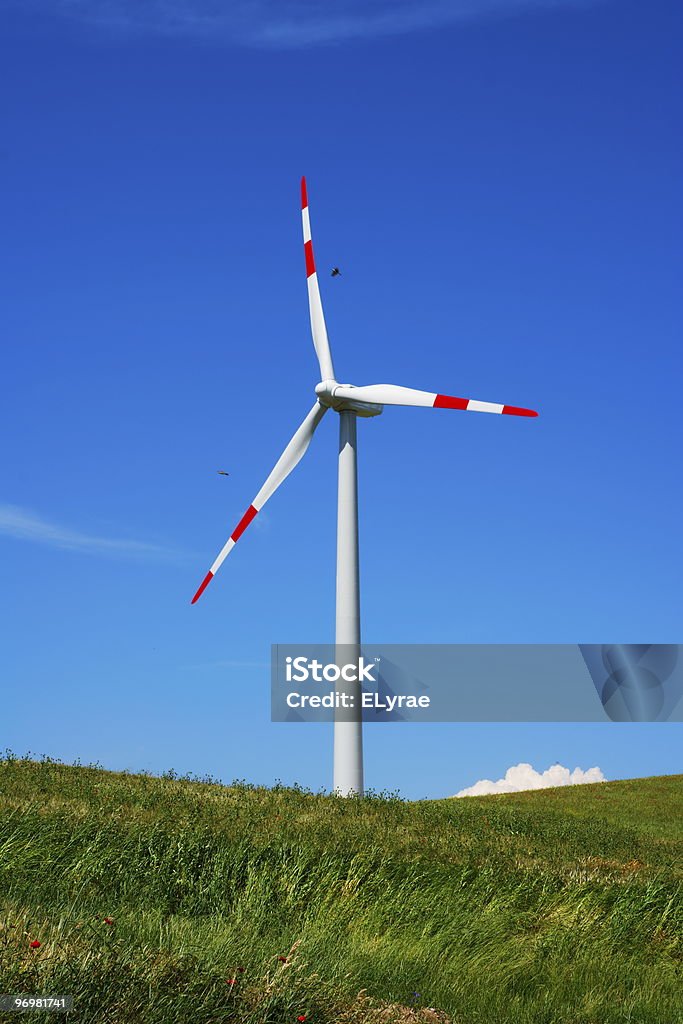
180 659 270 670
0 502 183 561
10 0 599 48
453 761 606 797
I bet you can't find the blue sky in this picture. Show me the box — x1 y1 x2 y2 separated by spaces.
2 0 681 798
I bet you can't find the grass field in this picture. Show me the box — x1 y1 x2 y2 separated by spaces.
0 753 681 1024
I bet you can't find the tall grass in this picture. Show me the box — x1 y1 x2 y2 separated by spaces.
0 753 681 1023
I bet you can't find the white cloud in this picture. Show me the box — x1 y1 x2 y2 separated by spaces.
0 502 182 561
10 0 602 48
453 761 606 797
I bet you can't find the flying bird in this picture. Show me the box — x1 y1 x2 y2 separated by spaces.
331 267 341 277
216 470 230 476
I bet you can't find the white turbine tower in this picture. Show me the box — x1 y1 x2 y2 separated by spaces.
191 177 538 796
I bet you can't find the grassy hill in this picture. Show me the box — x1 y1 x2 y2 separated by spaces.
0 754 681 1024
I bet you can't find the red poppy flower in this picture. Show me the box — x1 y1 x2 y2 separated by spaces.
29 940 41 949
297 1016 307 1022
226 979 236 986
103 918 114 925
277 956 287 963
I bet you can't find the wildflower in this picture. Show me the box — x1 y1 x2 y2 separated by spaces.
29 940 41 949
277 956 287 963
103 918 114 925
226 979 236 986
297 1017 307 1022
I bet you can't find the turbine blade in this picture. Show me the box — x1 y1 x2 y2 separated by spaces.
301 177 335 381
332 383 537 417
191 402 327 603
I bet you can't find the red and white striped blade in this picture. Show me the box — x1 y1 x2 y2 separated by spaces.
301 177 335 381
332 383 538 417
191 402 327 603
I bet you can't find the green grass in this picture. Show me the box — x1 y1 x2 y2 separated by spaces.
0 753 681 1024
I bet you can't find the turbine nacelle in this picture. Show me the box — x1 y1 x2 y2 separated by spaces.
315 380 384 418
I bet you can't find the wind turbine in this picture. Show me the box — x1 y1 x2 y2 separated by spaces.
191 177 538 796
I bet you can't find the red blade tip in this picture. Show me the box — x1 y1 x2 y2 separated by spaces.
502 405 538 417
191 571 214 604
301 176 308 209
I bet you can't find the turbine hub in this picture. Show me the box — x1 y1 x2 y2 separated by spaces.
315 380 383 418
